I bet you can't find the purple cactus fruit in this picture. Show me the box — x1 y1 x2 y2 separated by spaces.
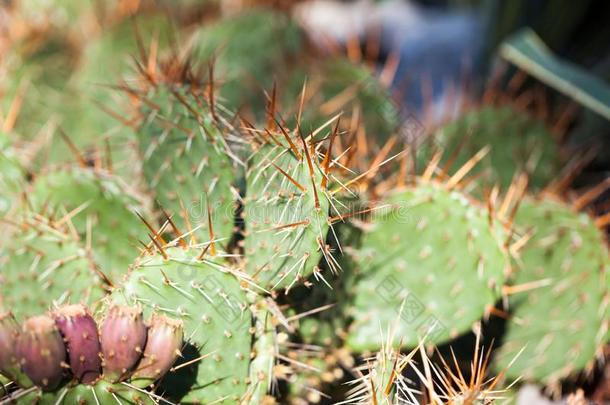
100 305 147 382
15 315 67 390
133 315 183 385
53 305 102 384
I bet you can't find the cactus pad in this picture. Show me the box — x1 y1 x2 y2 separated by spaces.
431 105 561 192
0 215 106 319
16 380 157 404
0 134 24 217
28 167 147 279
345 181 509 350
136 85 238 244
108 247 264 403
244 143 331 291
494 197 610 383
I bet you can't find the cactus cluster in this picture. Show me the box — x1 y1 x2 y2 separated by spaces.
1 2 609 404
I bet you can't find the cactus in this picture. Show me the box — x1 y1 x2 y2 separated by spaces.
344 179 510 350
427 105 562 193
0 213 107 319
191 8 302 117
244 140 332 291
494 196 610 384
107 246 272 403
133 81 239 244
52 304 102 384
26 166 149 278
0 133 25 218
287 57 402 143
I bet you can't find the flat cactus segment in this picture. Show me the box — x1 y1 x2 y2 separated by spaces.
430 105 561 192
0 135 25 217
108 248 255 403
494 197 610 383
137 86 237 244
27 167 147 279
14 380 157 404
288 57 402 141
191 8 302 114
345 182 509 350
0 215 106 320
244 144 331 291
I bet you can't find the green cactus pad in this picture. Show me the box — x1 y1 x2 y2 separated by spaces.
287 57 402 141
494 197 610 383
191 8 302 115
136 85 238 244
27 167 147 280
13 380 157 404
0 215 106 319
429 105 561 192
244 143 331 291
108 247 260 403
345 181 509 350
0 134 25 217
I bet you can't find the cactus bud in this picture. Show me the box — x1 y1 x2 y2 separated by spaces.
53 305 101 384
100 305 147 382
16 315 67 390
132 315 183 386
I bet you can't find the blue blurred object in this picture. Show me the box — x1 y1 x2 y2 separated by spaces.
376 0 486 113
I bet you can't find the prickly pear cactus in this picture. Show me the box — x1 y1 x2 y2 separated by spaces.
108 246 271 403
27 166 148 278
0 133 25 217
430 105 561 192
345 180 510 350
14 380 158 404
0 214 107 319
288 57 402 141
244 141 332 291
494 196 610 384
191 8 302 115
135 84 238 244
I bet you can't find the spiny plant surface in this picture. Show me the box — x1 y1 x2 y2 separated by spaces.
26 166 148 278
244 140 332 292
191 8 302 116
14 380 158 404
494 196 610 384
428 105 561 192
0 215 106 319
108 246 265 404
287 57 402 143
135 84 238 245
345 180 510 350
0 133 25 217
